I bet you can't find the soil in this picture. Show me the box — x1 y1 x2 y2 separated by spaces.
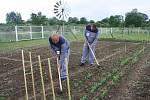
0 41 150 100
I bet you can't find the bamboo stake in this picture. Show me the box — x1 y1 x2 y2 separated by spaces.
38 55 46 100
22 50 29 100
65 58 71 100
29 52 36 100
48 58 56 100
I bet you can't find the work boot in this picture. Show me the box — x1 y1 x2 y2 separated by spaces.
79 63 85 66
61 77 67 81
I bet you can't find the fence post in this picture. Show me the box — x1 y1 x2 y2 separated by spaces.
110 27 113 34
73 26 76 33
61 26 63 36
41 25 44 38
15 26 19 41
30 26 32 40
100 27 102 34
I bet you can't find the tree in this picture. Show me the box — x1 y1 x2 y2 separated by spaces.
30 12 48 25
89 20 95 24
109 15 123 27
100 18 110 27
79 17 87 24
48 17 59 25
125 9 148 27
6 11 23 24
68 17 79 24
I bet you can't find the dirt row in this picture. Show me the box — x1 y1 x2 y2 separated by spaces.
0 41 148 100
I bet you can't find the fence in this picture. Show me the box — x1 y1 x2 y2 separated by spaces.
0 25 150 42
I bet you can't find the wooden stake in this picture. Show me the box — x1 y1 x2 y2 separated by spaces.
22 50 29 100
29 52 36 100
65 58 71 100
48 58 56 100
38 55 46 100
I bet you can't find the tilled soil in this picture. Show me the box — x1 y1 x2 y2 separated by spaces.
106 44 150 100
0 41 149 100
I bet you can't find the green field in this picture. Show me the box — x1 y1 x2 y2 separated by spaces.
0 32 150 53
0 33 83 53
100 32 150 42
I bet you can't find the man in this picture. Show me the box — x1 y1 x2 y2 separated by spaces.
49 33 70 81
80 24 99 66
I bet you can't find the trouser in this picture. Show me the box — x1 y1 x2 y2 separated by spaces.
81 42 96 64
59 49 70 79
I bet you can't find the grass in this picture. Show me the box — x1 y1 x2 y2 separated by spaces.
0 39 48 52
0 31 149 53
0 96 6 100
100 32 150 42
0 33 83 53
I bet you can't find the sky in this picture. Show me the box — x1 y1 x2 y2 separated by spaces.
0 0 150 23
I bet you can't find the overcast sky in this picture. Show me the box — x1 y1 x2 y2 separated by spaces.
0 0 150 23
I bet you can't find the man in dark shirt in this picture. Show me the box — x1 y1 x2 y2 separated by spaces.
49 34 70 80
80 24 99 66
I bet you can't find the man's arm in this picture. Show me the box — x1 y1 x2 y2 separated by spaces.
60 41 69 59
91 29 99 46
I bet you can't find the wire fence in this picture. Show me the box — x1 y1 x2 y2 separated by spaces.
0 25 84 42
0 25 150 42
0 25 150 53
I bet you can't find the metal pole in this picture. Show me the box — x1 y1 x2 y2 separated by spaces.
38 55 46 100
29 52 36 100
48 58 56 100
30 26 32 40
63 22 64 36
22 50 29 100
15 26 18 41
41 25 44 38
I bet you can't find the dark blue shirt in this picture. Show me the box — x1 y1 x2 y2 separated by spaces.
49 36 65 52
86 25 98 33
85 25 99 43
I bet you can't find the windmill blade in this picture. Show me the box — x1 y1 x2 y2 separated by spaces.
63 12 68 18
54 11 59 14
54 0 70 20
59 14 62 19
56 11 62 17
54 5 58 8
59 1 62 5
54 8 58 11
64 11 69 18
56 13 60 17
56 2 60 6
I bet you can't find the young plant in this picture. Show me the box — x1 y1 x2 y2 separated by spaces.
80 95 87 100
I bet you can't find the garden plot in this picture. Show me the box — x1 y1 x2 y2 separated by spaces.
0 41 148 100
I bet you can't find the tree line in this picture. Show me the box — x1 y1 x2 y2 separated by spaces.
4 8 150 27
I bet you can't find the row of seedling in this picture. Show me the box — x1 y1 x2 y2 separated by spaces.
93 47 145 99
80 47 145 100
21 50 71 100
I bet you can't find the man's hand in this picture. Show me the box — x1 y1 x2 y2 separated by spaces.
90 42 93 47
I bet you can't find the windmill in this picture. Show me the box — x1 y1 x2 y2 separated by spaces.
54 0 71 35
